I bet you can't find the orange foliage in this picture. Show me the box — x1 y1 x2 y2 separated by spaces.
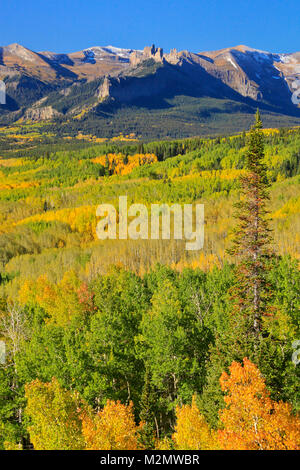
218 358 300 450
77 282 96 314
0 181 39 190
81 400 140 450
19 271 86 325
91 153 157 175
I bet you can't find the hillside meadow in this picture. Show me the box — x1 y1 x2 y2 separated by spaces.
0 126 299 294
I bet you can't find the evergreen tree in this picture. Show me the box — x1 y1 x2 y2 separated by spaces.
228 109 272 352
200 112 274 425
138 365 156 449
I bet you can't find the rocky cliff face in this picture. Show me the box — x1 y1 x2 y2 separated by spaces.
0 42 299 122
24 105 62 121
98 76 112 100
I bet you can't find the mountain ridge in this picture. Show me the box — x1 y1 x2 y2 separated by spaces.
1 42 300 137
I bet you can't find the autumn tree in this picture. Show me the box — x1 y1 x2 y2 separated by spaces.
155 436 173 450
25 378 85 450
19 271 85 326
172 395 218 450
81 400 139 450
218 358 300 450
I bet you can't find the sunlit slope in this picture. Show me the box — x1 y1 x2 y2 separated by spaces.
0 127 299 297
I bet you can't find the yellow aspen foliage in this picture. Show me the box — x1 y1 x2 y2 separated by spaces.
178 169 245 181
53 270 84 324
155 437 173 450
0 157 25 167
19 274 56 308
218 358 300 450
0 181 39 190
19 271 84 326
91 153 157 175
110 133 138 142
172 396 219 450
3 441 23 450
272 196 300 219
172 252 224 273
25 378 85 450
81 400 140 450
17 205 97 240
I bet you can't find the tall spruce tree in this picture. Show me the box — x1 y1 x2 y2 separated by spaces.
228 109 272 351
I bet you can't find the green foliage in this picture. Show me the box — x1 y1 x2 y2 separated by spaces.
0 118 299 448
138 365 157 449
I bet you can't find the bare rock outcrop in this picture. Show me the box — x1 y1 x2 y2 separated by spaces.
24 105 62 121
165 48 180 64
97 76 112 99
130 44 164 66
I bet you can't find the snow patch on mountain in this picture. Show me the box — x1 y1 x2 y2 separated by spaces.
102 45 137 57
83 46 140 63
227 57 238 70
276 54 292 64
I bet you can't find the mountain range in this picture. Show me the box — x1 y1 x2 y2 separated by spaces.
1 42 300 137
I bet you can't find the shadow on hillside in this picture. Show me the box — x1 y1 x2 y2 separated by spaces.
94 60 300 119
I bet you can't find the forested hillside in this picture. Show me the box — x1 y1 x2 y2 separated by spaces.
0 119 299 450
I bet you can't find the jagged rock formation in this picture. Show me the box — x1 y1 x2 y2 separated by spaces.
98 76 112 100
0 41 300 123
144 44 164 61
130 44 164 66
165 48 180 64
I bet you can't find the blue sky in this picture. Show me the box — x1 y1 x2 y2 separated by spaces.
0 0 299 54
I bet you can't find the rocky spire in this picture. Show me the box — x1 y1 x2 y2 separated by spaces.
130 44 164 66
